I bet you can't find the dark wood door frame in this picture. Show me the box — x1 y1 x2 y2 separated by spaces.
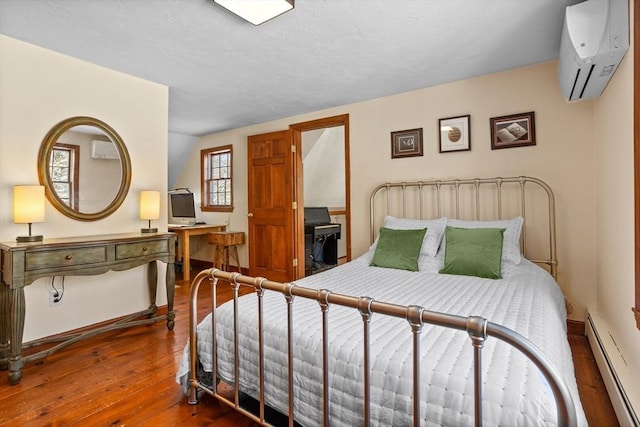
290 114 351 279
633 0 640 329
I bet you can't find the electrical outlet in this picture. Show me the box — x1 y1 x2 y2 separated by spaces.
49 290 62 307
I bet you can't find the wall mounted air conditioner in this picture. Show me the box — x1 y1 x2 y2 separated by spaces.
558 0 629 101
90 140 119 160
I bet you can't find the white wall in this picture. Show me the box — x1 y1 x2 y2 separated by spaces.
303 127 346 208
592 0 640 413
0 35 169 341
175 60 596 322
168 131 198 190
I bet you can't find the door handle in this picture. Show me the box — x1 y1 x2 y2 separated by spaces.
247 213 254 218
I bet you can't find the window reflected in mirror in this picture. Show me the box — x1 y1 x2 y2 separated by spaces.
50 143 79 209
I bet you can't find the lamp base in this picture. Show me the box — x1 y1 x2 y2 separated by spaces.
141 228 158 234
17 234 43 243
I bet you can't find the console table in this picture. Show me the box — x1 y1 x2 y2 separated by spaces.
168 224 225 282
0 232 176 385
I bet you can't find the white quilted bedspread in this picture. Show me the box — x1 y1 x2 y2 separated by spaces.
176 256 587 426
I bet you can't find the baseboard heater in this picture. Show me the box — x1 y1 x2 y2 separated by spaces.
586 313 639 426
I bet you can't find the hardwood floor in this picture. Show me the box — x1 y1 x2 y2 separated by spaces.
0 272 256 427
569 334 619 426
0 268 618 426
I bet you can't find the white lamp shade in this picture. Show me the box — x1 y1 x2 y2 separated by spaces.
214 0 293 25
13 185 45 224
140 190 161 220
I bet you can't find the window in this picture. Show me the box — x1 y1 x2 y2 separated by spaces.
201 145 233 212
49 143 79 209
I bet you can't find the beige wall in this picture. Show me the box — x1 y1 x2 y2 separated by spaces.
177 60 597 322
0 35 169 341
593 0 640 412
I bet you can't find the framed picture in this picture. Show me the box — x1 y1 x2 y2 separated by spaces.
391 128 423 158
439 115 471 153
490 111 536 149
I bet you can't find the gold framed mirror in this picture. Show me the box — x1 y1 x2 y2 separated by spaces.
37 116 132 221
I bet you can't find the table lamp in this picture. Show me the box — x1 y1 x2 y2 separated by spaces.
14 185 45 243
140 190 160 233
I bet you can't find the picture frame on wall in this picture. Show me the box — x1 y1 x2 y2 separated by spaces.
391 128 423 158
490 111 536 149
439 115 471 153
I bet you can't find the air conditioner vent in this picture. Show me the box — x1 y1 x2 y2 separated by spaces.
91 140 119 160
558 0 629 101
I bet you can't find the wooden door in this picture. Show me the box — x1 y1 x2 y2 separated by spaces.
247 130 299 282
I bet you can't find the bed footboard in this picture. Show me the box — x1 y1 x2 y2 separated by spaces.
186 268 578 427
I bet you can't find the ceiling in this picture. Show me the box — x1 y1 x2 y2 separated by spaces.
0 0 581 137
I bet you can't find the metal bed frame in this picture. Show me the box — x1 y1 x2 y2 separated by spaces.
370 176 557 279
186 176 578 426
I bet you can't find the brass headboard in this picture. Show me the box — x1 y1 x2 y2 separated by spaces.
369 176 557 279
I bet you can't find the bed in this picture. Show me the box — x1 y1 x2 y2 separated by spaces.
176 176 587 426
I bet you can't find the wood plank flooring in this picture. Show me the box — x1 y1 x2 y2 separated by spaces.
0 268 618 426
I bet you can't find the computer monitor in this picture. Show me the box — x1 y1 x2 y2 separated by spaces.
169 192 196 220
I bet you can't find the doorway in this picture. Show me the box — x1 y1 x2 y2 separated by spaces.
291 114 351 278
246 115 350 281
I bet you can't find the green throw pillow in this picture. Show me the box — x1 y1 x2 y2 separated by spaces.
370 227 427 271
439 226 505 279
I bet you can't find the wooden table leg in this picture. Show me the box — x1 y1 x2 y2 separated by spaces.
223 247 229 271
230 246 240 272
147 261 158 315
0 281 9 371
213 245 223 270
182 230 191 282
165 261 175 330
8 287 25 385
175 234 185 281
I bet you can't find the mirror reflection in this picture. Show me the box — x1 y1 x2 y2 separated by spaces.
51 126 121 212
38 117 131 221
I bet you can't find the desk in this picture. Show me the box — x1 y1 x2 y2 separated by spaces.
0 232 176 385
168 224 225 282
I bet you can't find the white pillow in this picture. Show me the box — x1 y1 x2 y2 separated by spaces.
446 216 524 265
418 245 445 272
370 216 447 257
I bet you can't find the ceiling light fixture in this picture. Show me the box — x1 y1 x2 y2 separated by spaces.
214 0 294 25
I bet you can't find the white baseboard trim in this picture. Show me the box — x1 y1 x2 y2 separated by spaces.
586 312 639 427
